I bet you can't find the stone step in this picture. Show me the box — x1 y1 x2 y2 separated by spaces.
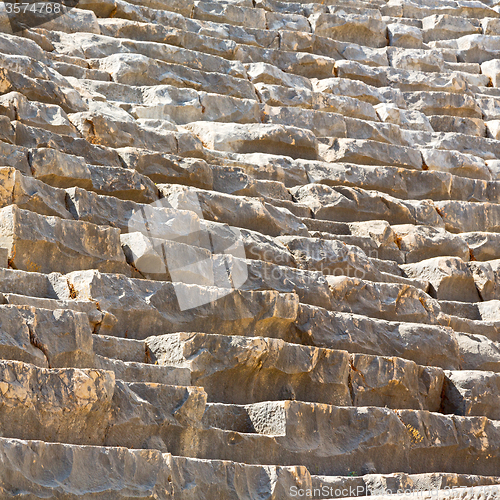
2 362 498 486
0 66 87 115
0 205 131 276
292 184 444 227
94 1 391 72
184 121 318 160
382 1 498 21
0 91 79 137
428 115 485 136
29 148 159 203
64 269 299 340
405 131 500 163
0 303 96 369
47 31 247 78
0 436 313 499
68 78 261 126
0 255 305 338
257 82 380 121
1 264 499 375
146 331 444 410
326 275 438 324
94 354 192 385
92 334 190 385
197 402 500 476
443 369 500 420
295 303 500 372
335 60 471 93
319 138 423 170
98 17 241 59
0 358 207 448
93 54 256 100
182 153 500 206
158 183 310 237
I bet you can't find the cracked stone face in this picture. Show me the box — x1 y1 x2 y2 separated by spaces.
1 0 500 497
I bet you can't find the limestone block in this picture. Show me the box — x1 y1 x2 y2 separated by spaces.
39 7 100 34
327 276 440 324
428 115 485 136
65 270 299 340
388 23 424 48
387 48 445 72
0 92 78 136
468 260 500 301
158 184 309 237
421 149 491 180
402 257 480 302
291 184 443 227
350 353 444 411
16 306 95 369
295 305 460 369
0 305 46 367
0 205 130 275
422 15 481 42
105 381 207 450
264 106 346 138
0 360 114 444
443 370 500 419
184 122 318 160
393 225 469 264
462 232 500 261
309 12 388 48
147 332 351 405
482 59 500 87
0 167 72 219
320 138 423 169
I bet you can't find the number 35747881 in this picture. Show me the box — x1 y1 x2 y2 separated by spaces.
4 3 62 14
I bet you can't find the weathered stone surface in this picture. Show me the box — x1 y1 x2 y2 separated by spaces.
104 381 207 450
320 138 423 169
0 305 47 367
0 167 72 219
350 353 444 411
396 410 500 476
30 147 159 203
421 149 491 181
309 12 388 48
0 360 114 444
16 305 95 369
291 184 443 227
0 205 130 275
393 225 470 264
327 276 440 324
185 122 318 160
295 305 460 370
388 23 424 48
463 232 500 261
0 92 79 136
429 115 485 136
422 14 481 43
4 0 500 491
64 270 299 340
0 436 312 500
443 370 500 420
146 332 352 405
402 257 480 302
467 260 500 301
158 184 309 237
311 472 500 499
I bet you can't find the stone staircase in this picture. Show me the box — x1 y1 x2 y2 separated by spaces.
1 0 500 498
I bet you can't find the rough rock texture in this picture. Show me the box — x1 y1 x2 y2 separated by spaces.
1 0 500 497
